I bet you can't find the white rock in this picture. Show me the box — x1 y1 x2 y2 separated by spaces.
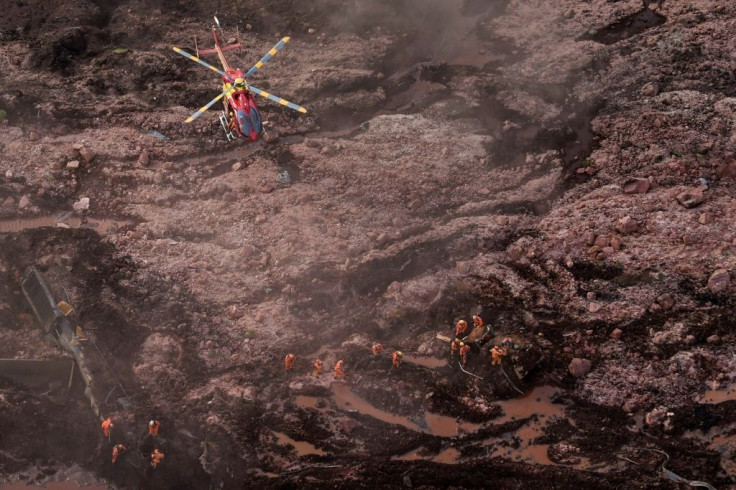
73 197 90 211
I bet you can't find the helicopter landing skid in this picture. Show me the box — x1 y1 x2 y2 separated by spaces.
219 111 235 141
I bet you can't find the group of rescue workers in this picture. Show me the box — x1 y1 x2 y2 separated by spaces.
101 416 164 469
285 353 350 378
449 315 516 367
284 316 514 376
284 345 405 377
99 315 513 469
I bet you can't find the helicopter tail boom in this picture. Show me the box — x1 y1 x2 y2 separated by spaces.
198 43 241 56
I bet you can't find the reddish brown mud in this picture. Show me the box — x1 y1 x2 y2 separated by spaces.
0 0 735 488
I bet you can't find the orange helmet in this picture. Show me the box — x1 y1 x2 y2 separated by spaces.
458 320 467 325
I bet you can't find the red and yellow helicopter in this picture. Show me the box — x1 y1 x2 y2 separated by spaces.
172 16 307 141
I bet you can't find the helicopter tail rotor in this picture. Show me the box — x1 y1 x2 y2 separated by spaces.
172 46 235 81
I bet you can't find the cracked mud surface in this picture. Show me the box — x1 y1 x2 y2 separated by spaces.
1 0 735 488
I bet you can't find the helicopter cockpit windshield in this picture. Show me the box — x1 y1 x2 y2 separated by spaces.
235 108 263 137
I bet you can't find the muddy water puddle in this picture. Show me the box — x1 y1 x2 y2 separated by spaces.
485 386 571 466
404 355 447 368
273 431 327 456
494 385 564 424
684 427 736 478
295 395 323 410
433 447 460 464
392 386 579 467
425 412 480 437
701 385 736 404
331 382 478 437
394 446 460 464
332 382 424 432
0 214 133 234
331 383 601 469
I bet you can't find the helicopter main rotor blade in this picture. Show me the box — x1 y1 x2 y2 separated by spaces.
248 85 307 113
185 88 231 123
172 46 234 81
244 37 291 78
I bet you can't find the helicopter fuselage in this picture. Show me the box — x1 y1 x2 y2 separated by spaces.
221 69 262 141
174 16 305 140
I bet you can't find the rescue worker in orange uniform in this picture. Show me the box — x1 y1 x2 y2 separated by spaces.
490 345 508 365
371 343 384 356
101 417 113 437
151 448 165 469
112 444 126 464
334 359 346 379
284 353 296 371
149 418 160 436
312 359 323 377
450 338 461 357
472 315 483 329
455 320 469 338
392 351 403 368
459 342 471 366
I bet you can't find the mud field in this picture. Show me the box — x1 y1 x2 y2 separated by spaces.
0 0 735 488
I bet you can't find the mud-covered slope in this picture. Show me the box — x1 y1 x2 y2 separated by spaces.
0 0 735 488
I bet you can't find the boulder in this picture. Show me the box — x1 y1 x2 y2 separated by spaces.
79 147 96 163
610 328 623 340
568 358 592 378
698 213 713 224
640 82 660 97
645 406 668 426
262 132 279 144
716 160 736 179
138 150 150 167
615 216 638 234
610 235 623 251
73 197 90 211
548 442 581 465
656 293 675 309
707 269 731 293
623 178 650 194
226 305 244 320
594 235 609 248
676 187 704 208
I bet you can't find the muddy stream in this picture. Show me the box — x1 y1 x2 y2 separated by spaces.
0 215 133 234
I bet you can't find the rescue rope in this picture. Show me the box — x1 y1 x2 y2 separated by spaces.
457 362 483 379
498 366 525 395
621 447 717 490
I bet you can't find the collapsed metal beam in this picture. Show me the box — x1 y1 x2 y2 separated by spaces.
21 267 129 420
